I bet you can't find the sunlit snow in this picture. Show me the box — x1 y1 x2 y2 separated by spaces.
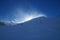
13 14 47 24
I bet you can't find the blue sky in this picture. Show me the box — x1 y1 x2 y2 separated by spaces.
0 0 60 21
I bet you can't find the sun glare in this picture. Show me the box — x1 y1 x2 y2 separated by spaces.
24 16 33 21
22 14 47 23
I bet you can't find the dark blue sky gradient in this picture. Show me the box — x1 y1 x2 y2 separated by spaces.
0 0 60 21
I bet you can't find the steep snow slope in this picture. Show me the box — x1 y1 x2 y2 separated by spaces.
0 16 60 40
